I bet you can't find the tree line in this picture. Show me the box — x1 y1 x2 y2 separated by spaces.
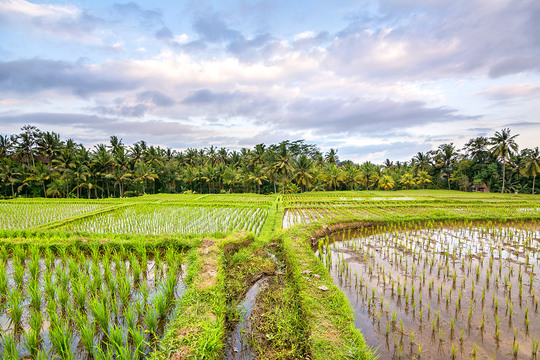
0 125 538 198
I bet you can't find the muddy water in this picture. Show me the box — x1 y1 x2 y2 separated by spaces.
0 254 186 359
317 224 540 360
225 277 271 360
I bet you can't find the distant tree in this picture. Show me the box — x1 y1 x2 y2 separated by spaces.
379 174 395 191
434 143 459 190
489 128 519 193
399 173 415 190
325 148 339 165
521 147 540 194
415 171 432 190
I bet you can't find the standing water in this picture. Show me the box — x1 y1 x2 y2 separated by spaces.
316 222 540 360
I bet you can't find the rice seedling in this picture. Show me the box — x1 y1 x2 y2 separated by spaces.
26 309 42 335
143 306 159 336
129 327 146 358
50 323 74 360
513 340 520 358
107 324 125 354
78 321 95 354
7 288 23 331
91 297 110 333
23 328 41 357
2 332 19 359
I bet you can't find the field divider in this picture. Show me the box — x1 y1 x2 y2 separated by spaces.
258 195 282 241
280 224 376 360
27 203 133 231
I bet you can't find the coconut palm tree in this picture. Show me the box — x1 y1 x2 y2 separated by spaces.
24 162 51 198
520 147 540 194
293 154 314 192
248 165 267 194
273 146 293 194
134 162 158 194
341 163 360 190
434 143 458 190
489 128 519 193
463 136 489 161
325 164 343 191
415 171 432 190
0 158 21 197
325 148 339 165
413 152 431 173
379 174 395 191
37 131 62 163
0 135 12 159
359 162 380 190
12 125 42 168
400 173 415 190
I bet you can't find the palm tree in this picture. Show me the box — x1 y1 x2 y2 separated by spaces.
25 162 51 198
134 162 159 194
37 131 62 163
107 168 131 197
415 171 432 190
463 137 489 161
325 148 339 165
413 152 431 173
399 173 415 190
520 147 540 194
0 158 21 197
359 162 380 190
342 163 360 190
434 143 458 190
273 146 293 194
325 164 343 191
92 144 114 197
293 154 314 192
222 166 237 193
182 166 197 192
248 165 267 194
0 135 13 159
489 128 519 193
250 144 266 169
379 174 395 191
12 125 42 168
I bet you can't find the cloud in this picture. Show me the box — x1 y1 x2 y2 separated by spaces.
112 2 162 27
0 0 104 42
340 141 433 163
0 58 139 97
479 83 540 102
193 14 242 43
0 112 203 143
181 89 243 105
267 97 475 135
326 0 540 80
155 26 173 40
93 104 148 118
137 90 175 107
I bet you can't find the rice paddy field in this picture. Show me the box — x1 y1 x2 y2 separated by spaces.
0 190 539 359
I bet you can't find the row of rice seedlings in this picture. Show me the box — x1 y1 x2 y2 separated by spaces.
318 220 540 359
62 205 268 235
285 199 540 229
0 244 185 359
0 203 104 229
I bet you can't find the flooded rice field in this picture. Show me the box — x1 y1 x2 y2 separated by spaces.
317 221 540 360
0 246 185 359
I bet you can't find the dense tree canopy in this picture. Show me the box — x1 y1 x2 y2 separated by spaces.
0 126 537 198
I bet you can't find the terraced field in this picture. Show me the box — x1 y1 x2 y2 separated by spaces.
0 191 539 359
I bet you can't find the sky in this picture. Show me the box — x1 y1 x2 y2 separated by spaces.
1 0 539 163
